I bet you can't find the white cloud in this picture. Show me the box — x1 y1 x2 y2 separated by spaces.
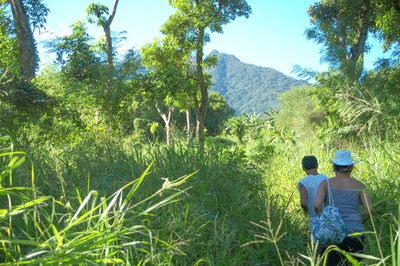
35 24 73 42
116 41 132 56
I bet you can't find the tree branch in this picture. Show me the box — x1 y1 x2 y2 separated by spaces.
106 0 119 27
350 1 371 63
204 0 223 28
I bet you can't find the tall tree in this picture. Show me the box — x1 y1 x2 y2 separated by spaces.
141 37 194 146
0 5 19 73
374 0 400 60
87 0 120 69
9 0 37 81
161 0 251 149
1 0 48 80
50 21 103 84
306 0 376 83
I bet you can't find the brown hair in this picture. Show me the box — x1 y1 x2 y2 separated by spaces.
333 164 353 173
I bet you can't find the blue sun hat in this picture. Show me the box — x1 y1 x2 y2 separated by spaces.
329 150 359 166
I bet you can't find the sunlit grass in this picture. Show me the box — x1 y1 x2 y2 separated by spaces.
1 133 399 264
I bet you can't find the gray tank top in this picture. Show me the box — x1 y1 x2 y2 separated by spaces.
331 188 364 234
298 174 328 220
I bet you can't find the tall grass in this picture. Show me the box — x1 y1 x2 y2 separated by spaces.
0 137 195 264
1 133 399 264
254 137 400 265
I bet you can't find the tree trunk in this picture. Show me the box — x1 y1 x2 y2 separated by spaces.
186 109 191 144
156 103 174 146
349 1 371 81
194 28 208 150
104 26 113 68
96 0 119 69
10 0 37 81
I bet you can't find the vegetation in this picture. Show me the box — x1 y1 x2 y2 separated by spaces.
208 51 308 115
0 0 399 265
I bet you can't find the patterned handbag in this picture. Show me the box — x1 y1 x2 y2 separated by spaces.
311 180 347 246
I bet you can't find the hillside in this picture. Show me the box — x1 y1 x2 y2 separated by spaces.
207 51 307 115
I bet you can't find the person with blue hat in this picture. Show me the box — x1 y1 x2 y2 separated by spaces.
314 150 373 265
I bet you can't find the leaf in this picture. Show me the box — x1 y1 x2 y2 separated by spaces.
100 189 121 220
69 190 97 225
0 196 51 220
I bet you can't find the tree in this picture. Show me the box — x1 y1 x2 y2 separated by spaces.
276 85 323 140
303 0 400 142
50 21 103 84
87 0 120 69
206 92 234 136
9 0 36 81
161 0 251 149
374 0 400 60
0 6 19 73
141 37 194 146
306 0 376 83
2 0 49 81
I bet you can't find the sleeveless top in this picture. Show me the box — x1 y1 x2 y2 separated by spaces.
330 188 364 234
298 174 328 225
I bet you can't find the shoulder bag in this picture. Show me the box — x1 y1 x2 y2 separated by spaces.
311 180 347 246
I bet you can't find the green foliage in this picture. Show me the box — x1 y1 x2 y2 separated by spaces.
133 118 152 142
24 0 50 32
150 121 159 135
0 0 48 76
0 7 19 74
374 0 400 58
86 3 109 26
0 71 51 112
161 0 252 147
1 1 400 264
306 0 374 81
225 116 247 143
45 22 146 133
164 0 252 41
141 36 195 106
0 71 56 141
115 48 142 80
224 113 278 164
50 21 104 83
206 92 234 136
208 51 308 115
241 114 278 164
1 106 400 265
245 134 275 164
292 65 400 143
341 66 400 139
0 136 196 264
276 85 323 140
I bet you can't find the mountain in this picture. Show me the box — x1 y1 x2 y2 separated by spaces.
207 51 307 115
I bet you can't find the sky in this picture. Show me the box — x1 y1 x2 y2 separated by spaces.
36 0 388 78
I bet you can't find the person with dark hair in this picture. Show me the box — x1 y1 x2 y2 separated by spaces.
298 155 328 233
314 150 373 265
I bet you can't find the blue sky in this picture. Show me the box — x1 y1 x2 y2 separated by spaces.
36 0 387 78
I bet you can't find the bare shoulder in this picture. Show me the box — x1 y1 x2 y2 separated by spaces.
299 183 306 189
319 179 328 188
354 179 367 189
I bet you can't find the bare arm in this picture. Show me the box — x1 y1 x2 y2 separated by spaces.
314 180 328 214
359 183 373 223
299 183 309 215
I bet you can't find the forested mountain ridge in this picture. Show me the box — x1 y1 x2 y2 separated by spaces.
207 51 307 115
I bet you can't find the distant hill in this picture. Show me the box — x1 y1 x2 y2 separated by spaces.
207 51 307 115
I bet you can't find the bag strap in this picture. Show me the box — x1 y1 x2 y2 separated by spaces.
326 179 335 207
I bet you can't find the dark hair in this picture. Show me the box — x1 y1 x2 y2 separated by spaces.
302 156 318 170
333 164 354 173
